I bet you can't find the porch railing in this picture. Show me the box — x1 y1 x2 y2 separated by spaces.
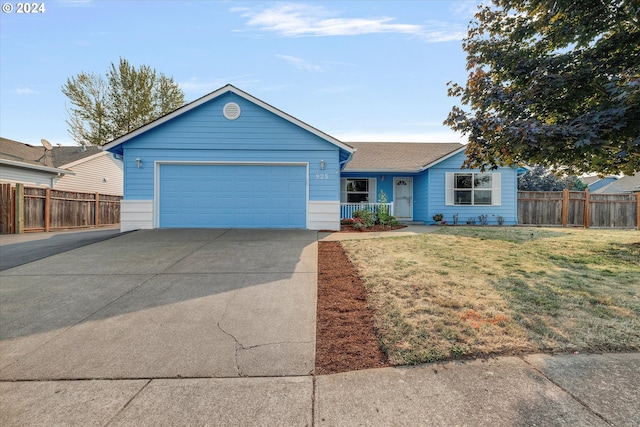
340 202 394 219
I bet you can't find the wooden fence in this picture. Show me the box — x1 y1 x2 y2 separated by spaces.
518 189 640 229
0 183 121 234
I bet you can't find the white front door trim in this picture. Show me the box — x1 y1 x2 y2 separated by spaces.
393 176 413 220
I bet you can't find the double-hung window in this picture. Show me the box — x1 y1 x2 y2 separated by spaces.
340 178 376 203
345 179 369 202
446 172 501 206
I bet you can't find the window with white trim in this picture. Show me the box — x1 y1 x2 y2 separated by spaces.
446 172 501 206
340 178 377 203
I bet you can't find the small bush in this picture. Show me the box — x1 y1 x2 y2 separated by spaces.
352 209 375 229
377 191 398 227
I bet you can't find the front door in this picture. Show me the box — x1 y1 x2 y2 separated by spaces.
393 177 413 220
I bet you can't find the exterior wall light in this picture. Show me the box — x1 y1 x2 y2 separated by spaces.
135 158 142 168
320 159 325 170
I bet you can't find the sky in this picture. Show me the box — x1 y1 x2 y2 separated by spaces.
0 0 480 147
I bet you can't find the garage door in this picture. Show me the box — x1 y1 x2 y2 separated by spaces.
159 164 307 228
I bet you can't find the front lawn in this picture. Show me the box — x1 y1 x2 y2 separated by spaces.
341 227 640 365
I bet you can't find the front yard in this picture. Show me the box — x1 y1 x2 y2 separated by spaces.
340 227 640 365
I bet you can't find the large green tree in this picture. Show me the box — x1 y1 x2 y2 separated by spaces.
62 58 185 146
445 0 640 175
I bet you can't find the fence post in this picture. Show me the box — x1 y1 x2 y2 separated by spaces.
583 188 590 229
95 192 100 227
44 188 51 232
562 188 569 227
14 183 24 234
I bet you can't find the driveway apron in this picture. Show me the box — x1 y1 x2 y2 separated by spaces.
0 229 317 380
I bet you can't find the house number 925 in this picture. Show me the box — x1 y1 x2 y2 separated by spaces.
315 173 329 180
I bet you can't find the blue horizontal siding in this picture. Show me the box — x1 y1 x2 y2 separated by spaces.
123 148 339 201
428 151 518 225
125 93 339 152
120 91 341 203
413 171 429 221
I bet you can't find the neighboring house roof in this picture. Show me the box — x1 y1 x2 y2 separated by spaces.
50 145 103 168
0 137 102 168
0 137 54 167
581 175 602 186
592 173 640 194
343 142 465 172
103 84 355 160
584 175 619 192
0 137 74 176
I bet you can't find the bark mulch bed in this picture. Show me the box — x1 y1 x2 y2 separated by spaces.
315 241 390 375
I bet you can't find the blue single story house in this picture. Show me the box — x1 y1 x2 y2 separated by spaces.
104 85 518 231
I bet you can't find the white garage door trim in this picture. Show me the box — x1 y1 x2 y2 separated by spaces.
153 161 309 228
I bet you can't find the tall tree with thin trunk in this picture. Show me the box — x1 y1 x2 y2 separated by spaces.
63 58 185 146
445 0 640 175
61 72 110 147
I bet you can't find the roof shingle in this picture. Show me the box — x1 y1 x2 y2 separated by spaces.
0 137 101 168
343 142 464 172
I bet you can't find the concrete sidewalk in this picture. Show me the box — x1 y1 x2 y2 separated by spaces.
1 353 638 426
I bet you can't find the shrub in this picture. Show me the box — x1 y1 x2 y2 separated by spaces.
377 191 398 227
352 209 375 230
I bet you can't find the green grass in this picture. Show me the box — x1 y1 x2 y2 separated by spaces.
342 227 640 365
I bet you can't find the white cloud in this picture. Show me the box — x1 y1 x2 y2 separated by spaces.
16 87 38 95
276 54 323 71
233 3 464 42
450 1 482 18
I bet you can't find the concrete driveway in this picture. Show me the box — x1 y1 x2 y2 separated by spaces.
0 228 317 380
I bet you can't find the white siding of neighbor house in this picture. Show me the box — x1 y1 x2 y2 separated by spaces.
54 152 123 196
0 167 56 187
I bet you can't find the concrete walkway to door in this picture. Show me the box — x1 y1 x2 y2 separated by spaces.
0 228 317 380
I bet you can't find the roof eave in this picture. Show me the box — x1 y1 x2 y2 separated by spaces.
103 84 355 155
418 146 468 171
0 159 75 175
343 168 421 174
57 150 108 169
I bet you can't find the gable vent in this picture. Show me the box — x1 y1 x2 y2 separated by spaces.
223 102 241 120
